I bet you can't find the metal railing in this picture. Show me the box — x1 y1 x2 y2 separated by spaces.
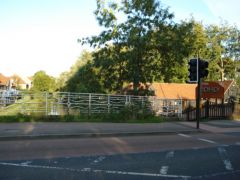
0 91 183 117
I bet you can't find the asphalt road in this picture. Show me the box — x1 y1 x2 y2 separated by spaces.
0 132 240 180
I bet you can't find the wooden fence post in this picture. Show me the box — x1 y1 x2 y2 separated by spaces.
221 98 224 118
206 100 209 119
187 104 190 121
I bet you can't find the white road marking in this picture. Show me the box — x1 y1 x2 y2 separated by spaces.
0 162 191 179
198 138 217 144
159 151 175 175
20 161 32 166
218 147 234 171
166 151 174 159
93 156 105 164
160 166 169 175
223 160 233 171
0 162 76 171
178 133 191 138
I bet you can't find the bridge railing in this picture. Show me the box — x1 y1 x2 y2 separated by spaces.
0 91 183 117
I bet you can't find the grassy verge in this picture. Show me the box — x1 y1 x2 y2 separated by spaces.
0 113 172 123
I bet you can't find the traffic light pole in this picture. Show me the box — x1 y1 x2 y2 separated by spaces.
196 76 201 129
196 58 201 129
188 56 208 129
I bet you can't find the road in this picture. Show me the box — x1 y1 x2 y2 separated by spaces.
0 132 240 179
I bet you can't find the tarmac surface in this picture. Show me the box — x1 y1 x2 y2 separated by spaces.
0 120 240 140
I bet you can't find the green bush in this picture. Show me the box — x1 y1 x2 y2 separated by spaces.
0 111 165 123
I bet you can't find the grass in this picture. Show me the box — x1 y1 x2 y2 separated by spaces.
0 95 36 116
0 113 169 123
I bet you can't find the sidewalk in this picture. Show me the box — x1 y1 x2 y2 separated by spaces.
1 120 239 140
180 120 240 133
0 122 201 140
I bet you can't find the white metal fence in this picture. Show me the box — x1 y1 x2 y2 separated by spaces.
0 91 183 117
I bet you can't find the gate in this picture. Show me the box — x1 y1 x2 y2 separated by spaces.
183 102 235 121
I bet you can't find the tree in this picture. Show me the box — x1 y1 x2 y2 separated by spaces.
205 22 240 81
61 50 105 93
65 61 105 93
77 0 240 94
81 0 197 94
57 50 93 91
31 71 56 92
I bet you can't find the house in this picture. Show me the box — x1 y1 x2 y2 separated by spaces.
10 74 32 90
151 83 197 100
151 80 238 107
0 73 10 90
0 73 32 90
218 80 238 102
150 82 197 110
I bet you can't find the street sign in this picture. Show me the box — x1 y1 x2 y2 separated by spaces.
200 82 224 99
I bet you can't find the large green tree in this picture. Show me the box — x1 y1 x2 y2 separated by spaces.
60 50 105 93
71 1 240 94
32 71 56 92
81 0 196 94
57 50 93 91
205 23 240 81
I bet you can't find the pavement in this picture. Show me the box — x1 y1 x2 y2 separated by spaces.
0 120 240 140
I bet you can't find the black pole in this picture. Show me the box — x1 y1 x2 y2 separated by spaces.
196 58 201 129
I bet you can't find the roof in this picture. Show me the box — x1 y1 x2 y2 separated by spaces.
0 73 10 85
151 80 235 100
151 83 197 100
217 80 234 94
11 74 32 84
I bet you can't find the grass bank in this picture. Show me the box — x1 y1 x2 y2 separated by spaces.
0 113 177 123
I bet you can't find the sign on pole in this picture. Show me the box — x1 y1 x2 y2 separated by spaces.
200 82 224 99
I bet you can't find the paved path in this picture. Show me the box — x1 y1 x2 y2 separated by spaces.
0 122 199 139
0 120 239 140
180 120 240 133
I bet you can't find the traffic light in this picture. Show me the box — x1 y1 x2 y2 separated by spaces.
188 58 198 82
199 59 209 78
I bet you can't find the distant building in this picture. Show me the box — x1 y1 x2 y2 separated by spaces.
0 73 10 90
10 74 32 90
0 73 32 90
122 81 238 110
151 83 197 100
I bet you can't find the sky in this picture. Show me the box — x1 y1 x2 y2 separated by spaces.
0 0 239 77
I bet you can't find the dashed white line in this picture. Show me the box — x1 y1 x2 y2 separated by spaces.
92 156 105 164
178 133 191 138
20 161 32 166
218 147 234 171
223 160 233 171
160 166 169 175
159 151 175 175
198 138 217 144
0 162 191 179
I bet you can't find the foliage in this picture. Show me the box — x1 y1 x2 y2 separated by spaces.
57 50 93 91
62 1 240 94
80 0 197 94
59 50 106 93
31 71 56 92
0 113 166 123
204 22 240 81
65 61 105 93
